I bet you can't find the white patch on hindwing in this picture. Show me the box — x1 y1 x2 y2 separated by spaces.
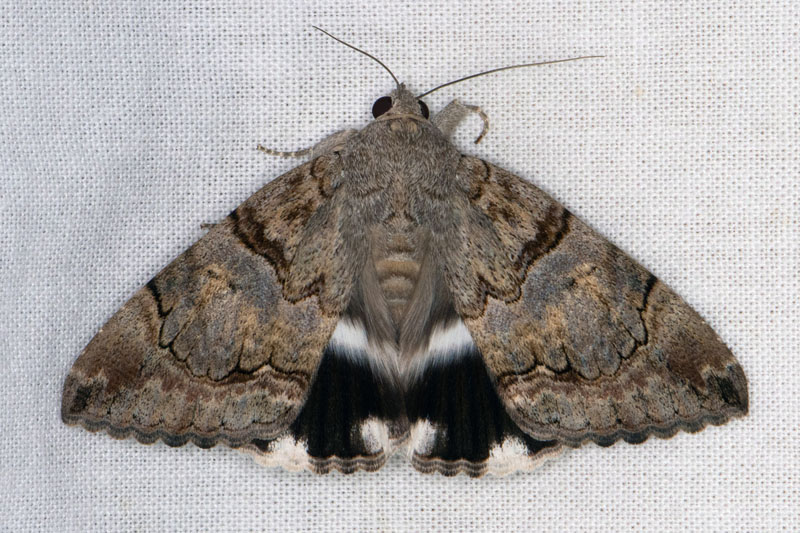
408 419 439 457
327 317 399 381
403 319 476 383
359 417 391 455
328 318 370 353
427 319 474 356
245 435 311 471
483 437 567 476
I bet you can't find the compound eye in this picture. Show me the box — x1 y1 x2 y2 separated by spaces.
418 100 430 119
372 96 393 118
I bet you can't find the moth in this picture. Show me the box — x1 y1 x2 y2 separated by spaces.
62 31 748 477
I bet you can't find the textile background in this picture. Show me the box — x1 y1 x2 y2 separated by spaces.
2 1 797 531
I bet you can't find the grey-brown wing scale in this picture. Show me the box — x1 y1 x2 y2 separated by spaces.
61 154 403 472
444 156 748 448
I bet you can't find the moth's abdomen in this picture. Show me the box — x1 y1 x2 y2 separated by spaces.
374 234 422 325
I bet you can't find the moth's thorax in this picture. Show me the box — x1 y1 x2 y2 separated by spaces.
360 114 432 150
344 114 460 196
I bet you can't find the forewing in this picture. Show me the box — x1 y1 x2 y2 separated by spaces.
446 156 748 447
61 154 358 449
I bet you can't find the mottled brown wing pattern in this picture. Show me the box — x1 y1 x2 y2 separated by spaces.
61 154 357 448
451 156 748 447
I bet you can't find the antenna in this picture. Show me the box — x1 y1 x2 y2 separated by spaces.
417 56 603 98
312 27 400 87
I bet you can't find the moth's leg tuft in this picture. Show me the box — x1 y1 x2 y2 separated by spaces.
432 100 489 144
258 129 358 159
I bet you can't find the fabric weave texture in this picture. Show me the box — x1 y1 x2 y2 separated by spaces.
1 1 797 531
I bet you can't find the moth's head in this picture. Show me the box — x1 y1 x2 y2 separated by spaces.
371 84 430 121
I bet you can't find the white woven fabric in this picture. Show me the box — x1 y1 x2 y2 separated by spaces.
2 1 797 531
